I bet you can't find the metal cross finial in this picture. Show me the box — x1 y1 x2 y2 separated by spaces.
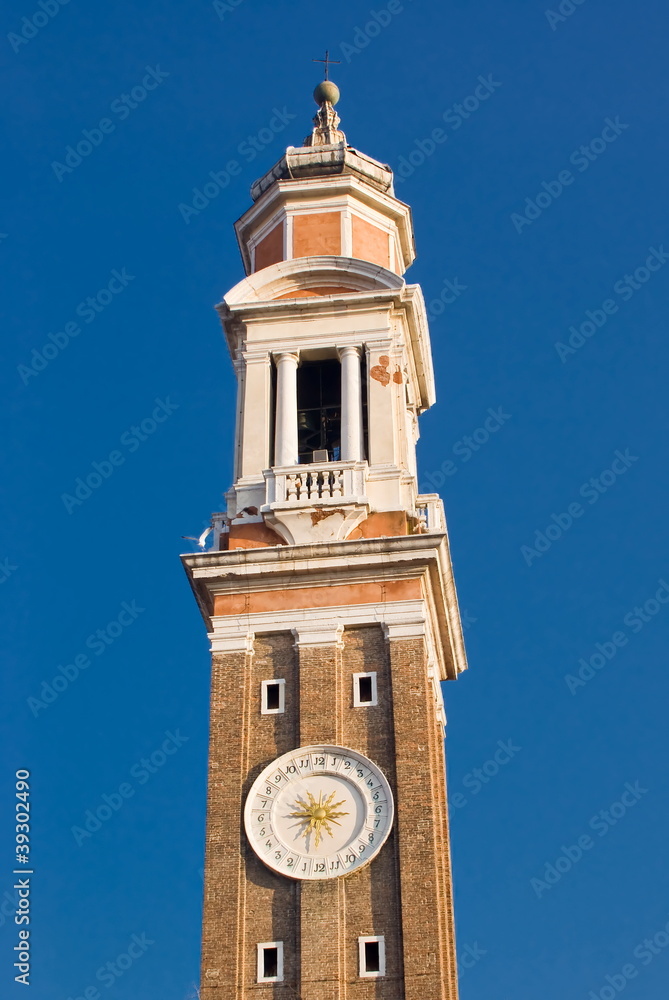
312 50 340 81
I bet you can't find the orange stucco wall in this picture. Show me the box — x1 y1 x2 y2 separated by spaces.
292 212 341 257
351 214 391 269
254 221 284 271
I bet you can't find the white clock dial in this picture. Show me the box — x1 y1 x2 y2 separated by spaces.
244 745 394 880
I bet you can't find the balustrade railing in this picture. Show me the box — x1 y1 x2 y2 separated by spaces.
266 461 367 506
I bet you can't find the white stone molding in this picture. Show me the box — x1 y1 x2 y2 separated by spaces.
292 621 344 649
210 630 255 655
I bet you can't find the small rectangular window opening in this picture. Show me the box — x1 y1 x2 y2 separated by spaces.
257 942 284 983
264 948 278 979
364 941 380 973
358 676 373 703
353 672 377 707
358 935 385 978
261 678 285 715
266 683 281 711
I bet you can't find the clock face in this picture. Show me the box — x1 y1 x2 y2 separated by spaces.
244 745 394 880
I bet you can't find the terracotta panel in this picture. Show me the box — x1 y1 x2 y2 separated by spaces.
351 215 390 269
293 212 341 257
213 578 421 616
254 221 284 272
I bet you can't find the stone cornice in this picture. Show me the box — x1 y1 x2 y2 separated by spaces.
182 533 467 681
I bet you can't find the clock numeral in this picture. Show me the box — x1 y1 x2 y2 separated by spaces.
314 756 325 766
343 760 352 770
374 819 380 829
367 778 375 787
259 828 266 837
286 765 296 774
265 786 274 796
345 853 356 864
374 805 383 814
358 844 366 854
330 757 339 767
368 833 375 844
372 791 380 801
330 860 340 870
286 857 295 868
357 768 364 778
265 839 273 849
299 758 310 769
257 814 265 822
315 862 326 872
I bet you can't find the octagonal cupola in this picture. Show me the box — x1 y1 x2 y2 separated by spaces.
234 84 416 276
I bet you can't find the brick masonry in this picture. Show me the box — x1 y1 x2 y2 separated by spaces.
199 624 459 999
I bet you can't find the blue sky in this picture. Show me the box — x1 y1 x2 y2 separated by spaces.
2 0 669 997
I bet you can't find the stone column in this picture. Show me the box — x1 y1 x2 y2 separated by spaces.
339 345 363 462
274 351 299 467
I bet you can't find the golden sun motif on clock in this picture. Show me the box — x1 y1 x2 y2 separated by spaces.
290 790 349 848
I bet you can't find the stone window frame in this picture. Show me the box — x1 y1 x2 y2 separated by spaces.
261 678 286 715
358 935 385 978
257 941 284 983
353 671 378 708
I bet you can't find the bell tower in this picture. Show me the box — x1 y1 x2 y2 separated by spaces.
183 75 467 1000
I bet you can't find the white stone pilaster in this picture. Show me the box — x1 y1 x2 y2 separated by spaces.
239 352 271 479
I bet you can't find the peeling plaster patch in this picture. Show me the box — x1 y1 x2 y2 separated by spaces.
310 508 345 525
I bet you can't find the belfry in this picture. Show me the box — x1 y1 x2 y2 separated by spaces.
182 73 468 1000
